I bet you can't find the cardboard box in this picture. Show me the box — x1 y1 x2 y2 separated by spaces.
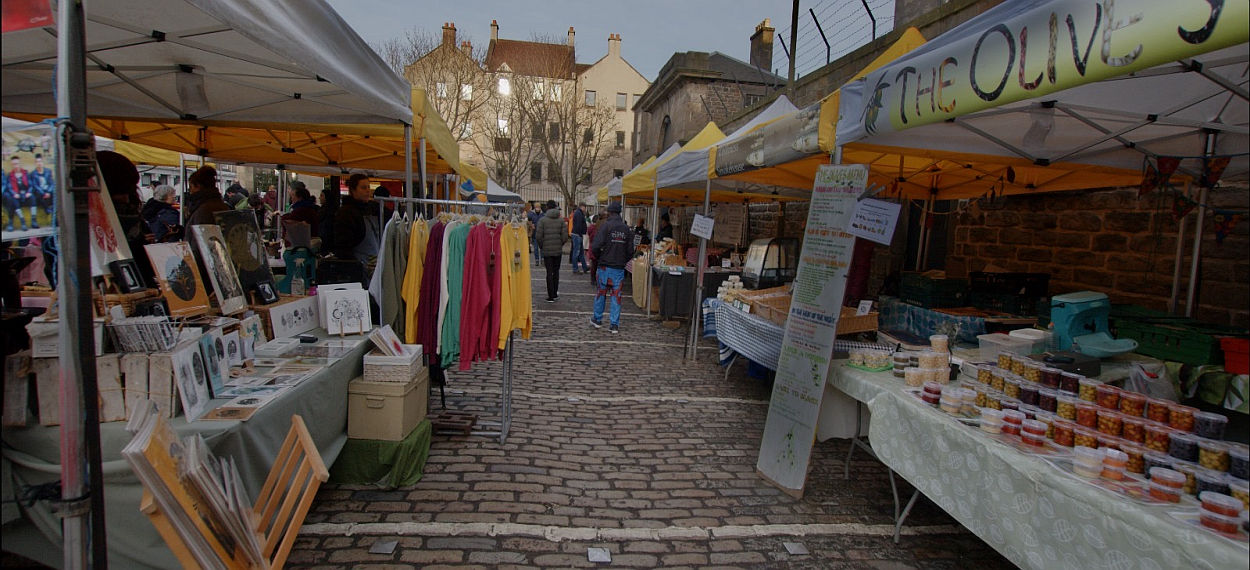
26 318 106 358
347 369 428 441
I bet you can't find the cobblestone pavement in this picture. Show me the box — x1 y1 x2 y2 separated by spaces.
291 263 1017 569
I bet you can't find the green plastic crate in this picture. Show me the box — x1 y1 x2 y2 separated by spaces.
900 273 968 309
1110 318 1224 366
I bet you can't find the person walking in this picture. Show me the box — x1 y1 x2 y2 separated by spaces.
527 203 543 265
533 199 567 303
569 204 588 274
590 201 632 334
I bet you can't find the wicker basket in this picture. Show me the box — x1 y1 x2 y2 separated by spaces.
751 297 879 335
50 288 160 318
363 345 424 383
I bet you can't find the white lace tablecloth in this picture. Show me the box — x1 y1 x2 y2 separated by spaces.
827 364 1249 570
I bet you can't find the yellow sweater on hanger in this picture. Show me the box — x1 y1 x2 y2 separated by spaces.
499 222 533 347
401 218 429 344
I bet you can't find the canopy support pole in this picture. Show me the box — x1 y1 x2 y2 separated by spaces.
1185 132 1216 317
56 0 107 567
178 153 187 226
686 178 713 360
404 124 414 219
645 184 658 316
277 166 286 242
418 137 428 216
1168 209 1188 314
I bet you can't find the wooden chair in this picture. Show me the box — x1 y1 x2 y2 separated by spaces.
140 414 328 569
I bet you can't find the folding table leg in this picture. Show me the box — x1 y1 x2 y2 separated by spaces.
888 469 922 544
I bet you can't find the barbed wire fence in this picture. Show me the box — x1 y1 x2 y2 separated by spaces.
771 0 896 80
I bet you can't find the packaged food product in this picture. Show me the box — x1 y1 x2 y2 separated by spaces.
1170 432 1200 462
905 367 927 387
1075 402 1099 428
1021 361 1042 383
894 352 911 367
940 399 962 415
1145 397 1172 423
1022 419 1047 437
1002 423 1021 436
1003 409 1024 425
1169 403 1198 432
1039 367 1062 389
1144 422 1172 453
893 367 906 378
1174 462 1199 494
1121 417 1147 444
1059 372 1082 395
1073 446 1102 478
990 370 1006 392
1148 482 1182 503
925 367 950 384
1097 435 1122 450
930 334 949 353
850 351 865 365
1018 405 1042 421
1095 384 1121 410
1056 394 1078 420
923 381 943 396
1074 426 1099 448
917 350 947 369
1193 411 1228 440
1096 409 1124 437
985 396 1003 411
922 391 941 406
1101 465 1126 480
1052 421 1076 447
1228 479 1249 511
1198 439 1231 472
1019 384 1039 407
1199 491 1245 517
1229 444 1249 481
1144 452 1174 476
1035 413 1057 438
1003 377 1022 400
1103 448 1129 469
1118 391 1147 417
1022 431 1047 447
1199 509 1240 534
974 385 991 407
1037 388 1058 413
976 364 993 384
1078 378 1100 402
1010 354 1027 375
997 352 1014 370
1150 466 1186 488
1121 443 1146 474
980 420 1002 435
1195 468 1230 496
1000 398 1021 412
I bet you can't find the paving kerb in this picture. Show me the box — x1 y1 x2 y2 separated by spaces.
292 261 1017 568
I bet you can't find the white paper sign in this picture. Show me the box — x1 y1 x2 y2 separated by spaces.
847 198 901 245
756 164 866 498
690 214 715 240
857 300 874 316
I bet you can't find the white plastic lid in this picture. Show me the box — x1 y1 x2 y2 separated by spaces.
1150 467 1186 485
1074 446 1102 462
1199 491 1244 513
980 408 1004 422
1003 410 1025 423
1103 448 1128 464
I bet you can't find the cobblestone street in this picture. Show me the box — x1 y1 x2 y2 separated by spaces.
291 263 1016 569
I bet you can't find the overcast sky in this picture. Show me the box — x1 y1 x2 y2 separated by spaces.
325 0 897 80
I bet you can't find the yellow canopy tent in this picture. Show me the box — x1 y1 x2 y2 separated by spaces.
597 155 655 202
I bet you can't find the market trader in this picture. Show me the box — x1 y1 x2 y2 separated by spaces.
590 201 632 334
331 173 382 265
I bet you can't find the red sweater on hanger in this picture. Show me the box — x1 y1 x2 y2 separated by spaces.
459 223 503 370
416 221 446 357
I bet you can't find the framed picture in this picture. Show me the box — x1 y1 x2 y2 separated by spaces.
190 224 248 315
214 209 276 293
254 280 279 305
197 329 226 399
173 339 212 421
133 297 170 318
324 287 371 335
108 259 146 293
143 242 210 317
222 331 243 368
316 283 360 329
270 295 318 339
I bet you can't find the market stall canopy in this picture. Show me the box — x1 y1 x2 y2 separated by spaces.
658 96 795 189
621 142 686 196
596 155 654 202
459 176 524 203
1 0 465 177
457 161 489 193
712 27 928 190
836 0 1250 197
653 116 811 203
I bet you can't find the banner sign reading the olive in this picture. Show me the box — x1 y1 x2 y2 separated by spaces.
839 0 1249 141
755 164 865 497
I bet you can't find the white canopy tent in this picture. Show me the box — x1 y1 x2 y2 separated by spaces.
654 96 799 190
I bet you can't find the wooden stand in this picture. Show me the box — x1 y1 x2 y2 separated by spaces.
139 415 328 569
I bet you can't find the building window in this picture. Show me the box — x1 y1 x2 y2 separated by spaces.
632 94 641 109
436 82 448 98
530 162 542 182
532 121 544 142
584 90 596 106
616 92 627 110
615 130 625 148
550 84 562 101
497 118 509 135
578 167 591 184
497 77 511 96
493 137 511 152
547 163 559 182
460 122 472 138
548 122 560 142
613 168 624 178
460 84 473 101
583 128 593 145
531 80 544 100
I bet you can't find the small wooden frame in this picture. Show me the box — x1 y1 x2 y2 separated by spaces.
429 411 477 434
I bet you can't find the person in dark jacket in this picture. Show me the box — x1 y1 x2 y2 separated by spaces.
97 151 156 286
185 166 229 226
141 184 182 241
590 201 632 333
532 199 568 303
331 173 381 263
527 204 544 265
656 212 673 242
281 181 320 243
569 204 589 274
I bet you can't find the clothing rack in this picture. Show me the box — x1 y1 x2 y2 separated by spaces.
373 195 521 444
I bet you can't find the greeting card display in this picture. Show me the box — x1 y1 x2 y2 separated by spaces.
190 224 248 315
323 287 371 335
144 242 210 317
172 339 212 421
213 210 276 301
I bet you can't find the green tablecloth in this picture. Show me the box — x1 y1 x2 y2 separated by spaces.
827 364 1248 570
329 419 432 487
1 331 369 570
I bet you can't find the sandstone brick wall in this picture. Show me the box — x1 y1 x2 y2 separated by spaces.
947 187 1249 327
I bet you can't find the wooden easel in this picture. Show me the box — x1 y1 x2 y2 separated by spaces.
139 415 328 569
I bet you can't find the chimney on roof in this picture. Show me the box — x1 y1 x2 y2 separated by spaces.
490 19 498 41
749 18 774 71
442 22 456 46
608 33 620 58
567 26 575 47
461 40 472 55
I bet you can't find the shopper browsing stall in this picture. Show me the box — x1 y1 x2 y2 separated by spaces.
185 166 230 225
141 184 182 241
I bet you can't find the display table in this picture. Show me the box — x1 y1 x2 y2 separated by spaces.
824 364 1248 569
0 331 370 570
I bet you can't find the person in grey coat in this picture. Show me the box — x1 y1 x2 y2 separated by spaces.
533 199 568 302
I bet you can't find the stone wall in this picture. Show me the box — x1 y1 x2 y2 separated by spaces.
946 187 1250 327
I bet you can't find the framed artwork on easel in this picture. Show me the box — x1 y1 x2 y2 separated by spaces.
190 224 248 315
143 242 210 318
213 210 277 303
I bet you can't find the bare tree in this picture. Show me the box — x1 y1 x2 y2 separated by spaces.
376 28 495 147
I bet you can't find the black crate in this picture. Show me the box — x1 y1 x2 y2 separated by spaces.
969 272 1050 297
900 272 968 308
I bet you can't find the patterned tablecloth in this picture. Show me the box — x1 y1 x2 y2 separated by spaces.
827 364 1249 570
